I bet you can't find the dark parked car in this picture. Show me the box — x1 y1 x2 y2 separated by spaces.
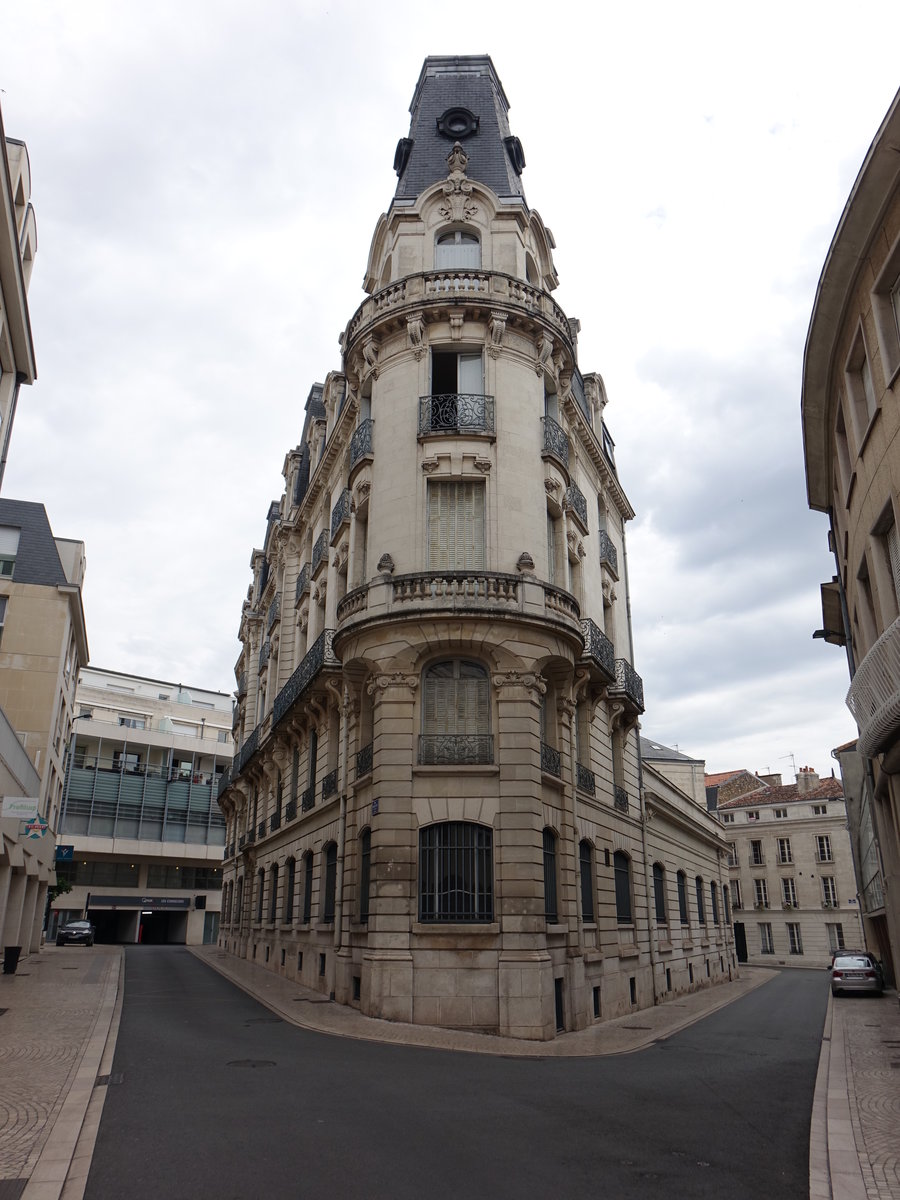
831 951 884 996
56 920 95 947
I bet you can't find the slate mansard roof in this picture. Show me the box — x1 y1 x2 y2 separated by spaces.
394 56 527 205
0 498 67 586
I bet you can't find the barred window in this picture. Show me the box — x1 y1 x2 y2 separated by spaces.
614 851 633 925
419 821 493 923
420 659 492 764
579 840 595 923
543 828 559 923
427 480 485 570
359 828 371 924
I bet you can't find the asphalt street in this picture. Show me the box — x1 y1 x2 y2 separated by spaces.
84 948 828 1200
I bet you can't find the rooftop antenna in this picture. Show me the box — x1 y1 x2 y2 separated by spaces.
779 752 797 776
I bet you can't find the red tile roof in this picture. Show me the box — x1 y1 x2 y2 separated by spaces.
717 776 843 809
704 770 747 786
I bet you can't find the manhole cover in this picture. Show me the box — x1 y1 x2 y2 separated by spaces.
227 1060 276 1069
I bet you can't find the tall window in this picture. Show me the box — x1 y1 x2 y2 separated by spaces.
723 886 731 924
710 881 719 925
750 839 764 866
427 480 485 570
235 877 244 927
816 835 833 863
695 876 706 925
434 230 480 269
255 868 265 923
283 857 295 924
579 840 595 922
322 842 337 923
754 878 769 908
781 877 797 907
822 876 837 906
826 923 845 953
731 879 742 909
0 595 8 645
359 828 371 924
0 526 20 578
759 923 774 955
421 659 491 764
543 828 559 924
787 923 803 955
613 851 632 925
302 851 313 924
677 870 689 925
653 863 667 924
777 837 792 864
419 821 493 923
268 863 279 923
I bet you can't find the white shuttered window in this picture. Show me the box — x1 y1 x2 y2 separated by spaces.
427 481 485 570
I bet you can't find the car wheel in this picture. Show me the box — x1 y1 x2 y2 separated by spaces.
831 987 839 996
56 938 63 946
87 938 94 947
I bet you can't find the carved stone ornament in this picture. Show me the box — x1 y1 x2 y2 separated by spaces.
492 671 547 701
362 336 379 379
366 672 418 695
516 551 535 573
535 333 554 375
488 311 507 358
439 141 478 223
315 580 327 606
449 314 464 341
602 579 617 606
543 477 560 497
421 457 440 474
376 552 395 574
407 312 427 359
556 696 577 720
577 541 586 560
566 528 578 551
473 457 492 474
354 478 371 505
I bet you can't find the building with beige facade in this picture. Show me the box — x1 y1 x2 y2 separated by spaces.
714 767 862 966
50 667 232 945
0 500 88 962
216 55 733 1039
801 84 900 985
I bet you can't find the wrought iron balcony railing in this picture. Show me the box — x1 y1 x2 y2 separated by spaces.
295 563 310 604
597 530 618 576
611 658 645 712
270 812 281 832
236 673 247 698
237 725 260 772
541 741 561 777
267 593 280 632
846 614 900 756
238 834 246 850
418 393 495 436
356 742 373 777
331 488 352 542
349 418 374 469
301 786 315 813
285 799 297 822
311 530 329 576
613 786 629 813
257 821 266 839
258 640 270 671
322 768 338 800
216 765 232 798
580 618 616 680
564 483 588 530
542 415 569 468
247 828 256 845
576 762 596 795
272 630 340 727
418 734 494 766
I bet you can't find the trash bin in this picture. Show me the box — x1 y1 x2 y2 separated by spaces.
2 946 22 974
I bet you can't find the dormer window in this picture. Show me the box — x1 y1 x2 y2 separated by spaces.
435 231 480 270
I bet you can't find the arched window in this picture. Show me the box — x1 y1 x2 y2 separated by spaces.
419 821 493 922
255 868 265 923
677 870 689 925
420 659 492 764
579 840 595 922
435 229 481 269
695 876 706 926
653 862 667 924
614 851 633 925
359 828 372 924
283 857 296 924
301 851 314 924
543 828 559 924
268 863 279 923
322 842 337 923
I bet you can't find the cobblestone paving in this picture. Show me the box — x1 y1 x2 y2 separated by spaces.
841 996 900 1200
0 948 118 1183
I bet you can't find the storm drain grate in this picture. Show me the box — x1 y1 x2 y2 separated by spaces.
95 1072 124 1087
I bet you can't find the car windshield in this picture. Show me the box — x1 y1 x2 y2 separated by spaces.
66 921 91 929
833 956 870 969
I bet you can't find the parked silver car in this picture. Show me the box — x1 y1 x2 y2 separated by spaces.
831 952 884 996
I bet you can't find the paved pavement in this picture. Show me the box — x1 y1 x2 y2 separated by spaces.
0 943 897 1199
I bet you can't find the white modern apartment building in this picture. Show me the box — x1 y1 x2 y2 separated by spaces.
216 56 733 1039
51 667 232 945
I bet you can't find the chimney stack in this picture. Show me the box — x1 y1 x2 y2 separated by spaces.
796 766 819 795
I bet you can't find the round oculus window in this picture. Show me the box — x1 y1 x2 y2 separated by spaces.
437 107 479 139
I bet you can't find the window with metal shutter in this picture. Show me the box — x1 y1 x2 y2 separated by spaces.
427 481 485 570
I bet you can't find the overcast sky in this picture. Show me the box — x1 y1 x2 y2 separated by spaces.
2 1 898 778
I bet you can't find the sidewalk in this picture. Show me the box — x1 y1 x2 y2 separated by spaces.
1 944 897 1199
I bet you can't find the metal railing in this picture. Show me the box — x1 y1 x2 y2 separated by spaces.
331 488 352 541
614 786 629 813
564 483 588 529
580 618 615 679
257 821 266 839
349 418 374 469
270 812 281 832
273 630 340 727
846 615 900 756
321 769 338 800
576 762 596 795
237 725 260 772
541 742 561 777
418 734 493 766
612 658 644 711
311 530 328 575
597 530 618 575
258 640 270 671
542 415 569 468
285 799 297 822
267 593 280 631
356 742 373 777
418 393 495 436
301 786 314 813
295 564 310 603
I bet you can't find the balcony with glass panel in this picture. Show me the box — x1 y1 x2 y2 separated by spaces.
418 394 495 438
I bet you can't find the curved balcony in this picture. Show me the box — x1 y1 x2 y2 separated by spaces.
343 270 573 354
335 571 582 637
418 394 495 437
847 615 900 757
542 416 570 470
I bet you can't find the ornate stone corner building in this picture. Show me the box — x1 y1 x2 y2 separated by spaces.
217 56 733 1038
